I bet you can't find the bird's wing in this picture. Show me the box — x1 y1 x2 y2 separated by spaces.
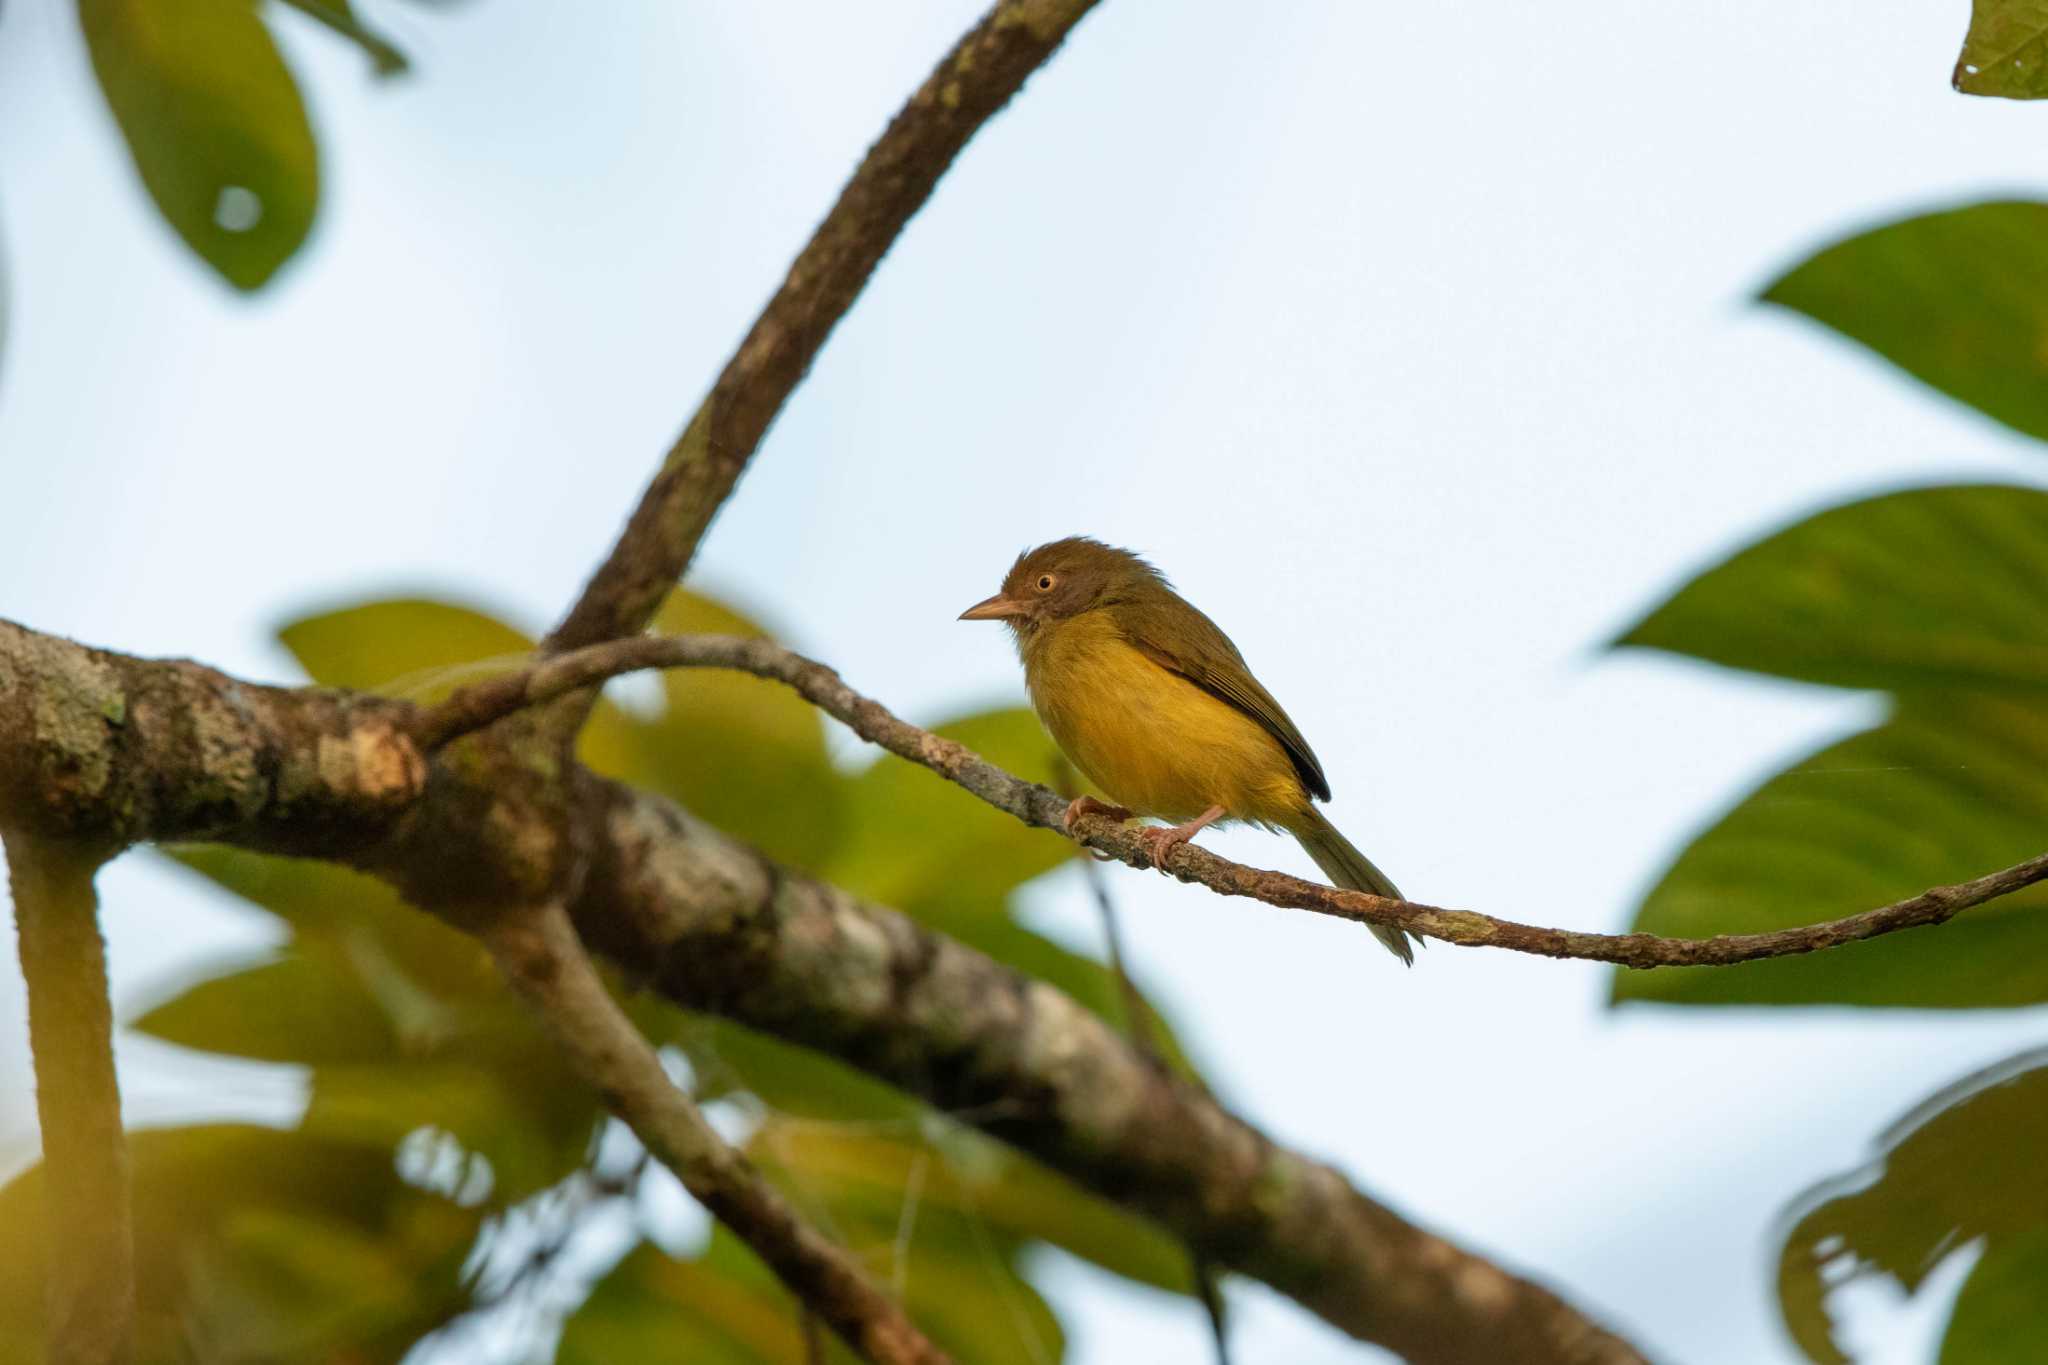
1112 594 1333 802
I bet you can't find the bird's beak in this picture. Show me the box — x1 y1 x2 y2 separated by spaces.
958 593 1030 622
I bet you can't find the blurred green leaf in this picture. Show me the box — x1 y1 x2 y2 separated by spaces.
828 707 1073 910
1612 695 2048 1007
631 590 846 869
1779 1050 2048 1364
277 595 640 776
303 1060 594 1202
751 1117 1191 1296
135 948 400 1066
1761 201 2048 443
161 847 501 1007
0 1125 479 1364
277 0 409 75
79 0 319 291
1619 485 2048 693
1939 1227 2048 1365
560 1241 810 1365
670 1014 922 1126
1954 3 2048 99
280 598 536 699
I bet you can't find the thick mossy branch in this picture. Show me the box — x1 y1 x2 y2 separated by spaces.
548 0 1103 652
4 830 132 1365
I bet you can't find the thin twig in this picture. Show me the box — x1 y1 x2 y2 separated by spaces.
481 902 951 1365
1070 831 1232 1365
548 0 1102 655
418 633 2048 969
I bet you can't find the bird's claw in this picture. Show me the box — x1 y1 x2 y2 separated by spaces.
1136 825 1188 872
1062 795 1132 835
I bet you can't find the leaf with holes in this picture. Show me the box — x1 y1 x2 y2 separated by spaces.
1612 696 2048 1007
1618 485 2048 693
1779 1050 2048 1364
79 0 319 290
1761 201 2048 443
1954 2 2048 98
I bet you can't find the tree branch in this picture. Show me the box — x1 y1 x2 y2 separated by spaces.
571 775 1651 1365
548 0 1101 653
3 830 132 1365
417 633 2048 968
480 901 950 1365
0 615 1650 1362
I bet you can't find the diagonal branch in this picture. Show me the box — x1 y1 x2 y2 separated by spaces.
480 901 951 1365
548 0 1101 654
573 775 1652 1365
417 633 2048 968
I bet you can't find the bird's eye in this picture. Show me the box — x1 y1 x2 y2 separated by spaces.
1036 574 1056 592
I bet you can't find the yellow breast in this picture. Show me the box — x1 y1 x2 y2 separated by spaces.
1022 613 1306 828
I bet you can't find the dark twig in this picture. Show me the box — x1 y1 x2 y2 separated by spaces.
548 0 1102 655
481 902 950 1365
1064 780 1230 1365
418 633 2048 968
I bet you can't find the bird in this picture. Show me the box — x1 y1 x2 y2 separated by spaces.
959 536 1415 963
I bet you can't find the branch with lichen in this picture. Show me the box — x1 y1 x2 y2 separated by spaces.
0 613 1646 1364
417 632 2048 969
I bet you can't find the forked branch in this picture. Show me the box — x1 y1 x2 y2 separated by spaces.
419 633 2048 968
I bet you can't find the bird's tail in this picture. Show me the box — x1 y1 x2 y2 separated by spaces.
1290 806 1416 966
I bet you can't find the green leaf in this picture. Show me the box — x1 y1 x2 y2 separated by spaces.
134 949 400 1066
827 707 1073 910
630 590 846 869
279 598 537 698
560 1242 808 1365
0 1124 481 1363
1760 200 2048 443
303 1059 595 1202
1612 696 2048 1007
1778 1050 2048 1364
1939 1227 2048 1365
1954 2 2048 99
277 0 409 75
750 1117 1191 1296
79 0 319 290
276 595 641 776
160 847 503 1009
1618 485 2048 692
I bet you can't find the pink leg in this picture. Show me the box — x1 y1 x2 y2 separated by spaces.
1063 794 1133 835
1137 805 1227 872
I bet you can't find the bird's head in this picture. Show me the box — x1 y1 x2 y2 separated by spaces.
958 537 1166 641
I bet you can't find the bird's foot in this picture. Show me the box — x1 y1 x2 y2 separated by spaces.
1062 795 1133 835
1136 805 1228 873
1136 825 1192 871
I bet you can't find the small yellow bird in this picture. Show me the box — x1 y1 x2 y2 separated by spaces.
960 536 1415 963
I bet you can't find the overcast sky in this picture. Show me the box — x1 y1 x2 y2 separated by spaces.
4 2 2046 1361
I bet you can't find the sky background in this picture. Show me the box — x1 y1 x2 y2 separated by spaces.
3 1 2046 1361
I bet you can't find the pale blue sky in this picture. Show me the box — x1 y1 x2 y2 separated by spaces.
4 2 2046 1361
